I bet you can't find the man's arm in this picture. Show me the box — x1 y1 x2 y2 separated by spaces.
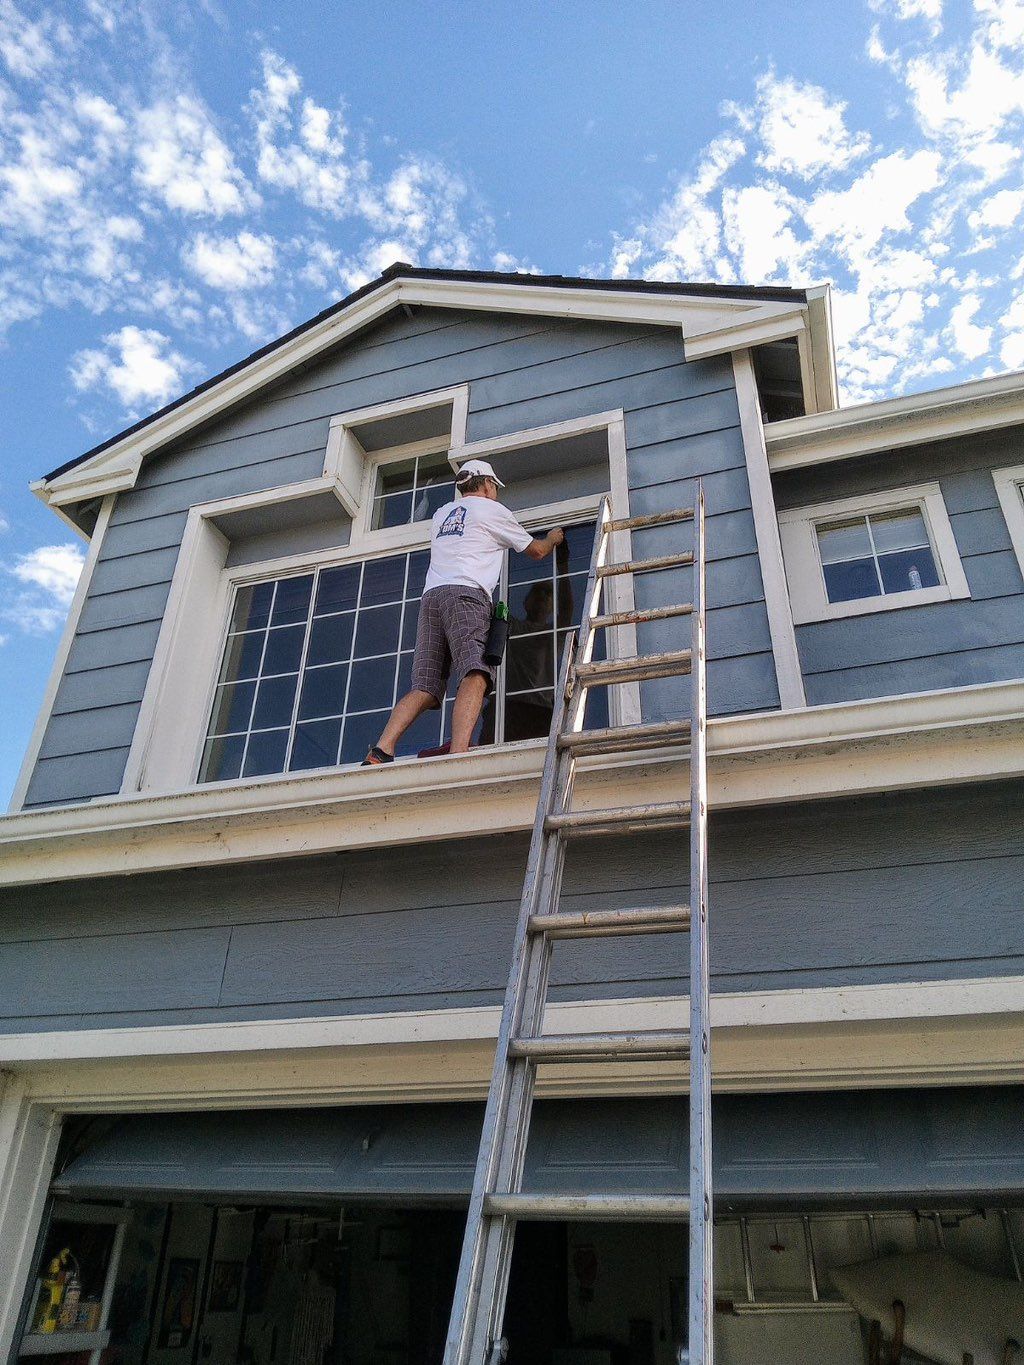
524 527 565 561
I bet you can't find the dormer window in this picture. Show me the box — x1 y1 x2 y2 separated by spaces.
370 451 456 530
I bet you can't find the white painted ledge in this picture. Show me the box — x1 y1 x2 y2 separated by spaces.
0 680 1022 887
5 977 1024 1104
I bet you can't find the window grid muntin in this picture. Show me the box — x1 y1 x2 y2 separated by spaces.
815 505 940 606
370 450 456 532
201 515 600 782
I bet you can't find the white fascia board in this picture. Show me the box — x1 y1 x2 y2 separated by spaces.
766 366 1024 470
1 679 1022 887
35 280 816 510
803 284 839 415
6 979 1024 1100
682 307 807 360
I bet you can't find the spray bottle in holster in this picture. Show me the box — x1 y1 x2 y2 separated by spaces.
484 600 510 666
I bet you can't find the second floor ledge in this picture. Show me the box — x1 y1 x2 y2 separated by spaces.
2 677 1023 887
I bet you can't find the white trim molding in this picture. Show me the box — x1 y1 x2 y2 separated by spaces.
993 463 1024 578
767 365 1024 471
779 482 970 624
33 277 834 513
3 679 1023 886
8 496 116 813
732 351 806 707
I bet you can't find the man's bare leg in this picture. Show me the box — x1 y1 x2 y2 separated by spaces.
375 689 437 756
450 671 489 753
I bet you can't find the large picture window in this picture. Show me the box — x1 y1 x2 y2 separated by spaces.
199 520 603 783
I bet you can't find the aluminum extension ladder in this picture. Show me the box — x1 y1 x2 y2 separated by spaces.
443 489 712 1365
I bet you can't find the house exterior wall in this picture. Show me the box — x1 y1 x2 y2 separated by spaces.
23 306 774 810
1 779 1019 1035
774 428 1024 704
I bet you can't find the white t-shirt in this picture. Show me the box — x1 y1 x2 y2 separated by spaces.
423 496 534 595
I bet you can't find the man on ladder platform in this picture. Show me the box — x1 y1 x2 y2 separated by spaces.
443 488 713 1364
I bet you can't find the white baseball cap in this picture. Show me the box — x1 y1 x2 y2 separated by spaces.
456 458 505 488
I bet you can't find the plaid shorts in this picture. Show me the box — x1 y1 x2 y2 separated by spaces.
410 584 495 706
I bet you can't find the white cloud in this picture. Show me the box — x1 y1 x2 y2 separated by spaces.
10 544 84 606
0 0 68 80
70 326 196 408
134 95 257 216
2 542 85 637
871 0 943 26
805 149 942 259
755 75 871 179
185 230 277 290
948 292 993 359
968 187 1024 230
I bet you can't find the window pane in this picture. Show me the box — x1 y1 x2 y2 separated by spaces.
209 680 256 735
508 553 551 587
315 564 360 616
231 581 274 632
562 522 596 575
401 599 421 651
252 673 299 730
556 572 587 628
271 575 313 626
816 517 871 564
340 710 391 765
392 707 442 757
242 728 290 777
413 482 455 522
307 612 354 667
200 733 246 783
878 547 940 594
822 557 881 603
378 457 418 495
395 650 414 697
348 655 397 712
506 632 556 702
297 663 348 720
362 557 408 606
289 718 342 771
372 490 414 530
262 624 305 675
416 454 454 486
354 603 402 657
407 550 429 597
219 630 265 683
509 580 555 632
870 508 930 553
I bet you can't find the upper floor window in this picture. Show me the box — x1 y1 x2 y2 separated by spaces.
816 507 939 605
370 450 456 530
199 520 603 783
779 483 970 625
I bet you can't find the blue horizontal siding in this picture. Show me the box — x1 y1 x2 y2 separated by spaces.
24 306 772 807
0 781 1018 1030
775 431 1024 704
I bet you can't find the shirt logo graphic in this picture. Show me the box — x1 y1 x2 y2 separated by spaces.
437 506 467 538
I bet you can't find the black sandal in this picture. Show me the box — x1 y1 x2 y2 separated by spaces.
361 746 395 766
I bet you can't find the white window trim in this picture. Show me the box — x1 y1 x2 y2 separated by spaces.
190 491 606 789
123 399 630 795
778 482 970 625
993 463 1024 579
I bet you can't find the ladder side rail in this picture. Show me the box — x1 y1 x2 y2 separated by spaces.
687 484 713 1364
443 498 613 1365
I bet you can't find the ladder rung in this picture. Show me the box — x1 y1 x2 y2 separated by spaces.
509 1031 690 1063
529 905 691 939
590 602 694 630
545 801 691 837
575 649 692 687
597 551 694 577
484 1194 691 1222
558 718 692 757
606 507 695 533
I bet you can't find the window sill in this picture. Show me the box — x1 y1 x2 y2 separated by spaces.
3 680 1024 887
796 582 966 624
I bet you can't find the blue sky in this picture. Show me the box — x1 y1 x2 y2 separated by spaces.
1 0 1022 804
